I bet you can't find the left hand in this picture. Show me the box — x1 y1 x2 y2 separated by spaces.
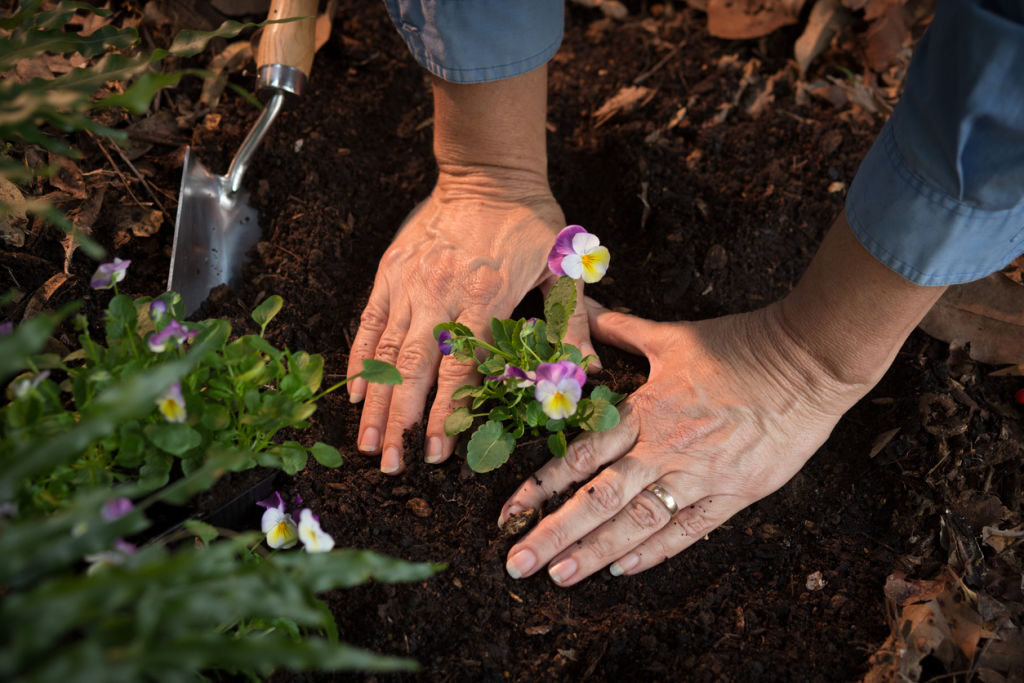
497 297 869 586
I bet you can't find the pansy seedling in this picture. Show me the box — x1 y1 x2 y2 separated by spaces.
547 225 610 283
257 491 298 550
298 508 334 553
434 224 622 471
89 257 131 290
147 319 197 353
535 361 586 420
156 382 187 423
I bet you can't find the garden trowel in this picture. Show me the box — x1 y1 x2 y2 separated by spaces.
169 0 317 316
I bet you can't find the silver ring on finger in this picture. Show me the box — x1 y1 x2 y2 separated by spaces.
645 483 679 516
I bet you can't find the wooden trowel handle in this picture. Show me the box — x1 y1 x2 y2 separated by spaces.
257 0 317 79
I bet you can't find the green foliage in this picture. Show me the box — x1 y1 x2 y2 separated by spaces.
0 1 275 257
435 275 624 472
2 290 400 515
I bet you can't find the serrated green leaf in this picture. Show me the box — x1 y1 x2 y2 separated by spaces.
145 423 202 456
544 275 576 343
466 420 514 473
444 406 473 436
591 384 626 404
359 359 402 385
451 384 485 400
311 442 343 468
580 398 620 432
477 356 506 377
547 431 567 458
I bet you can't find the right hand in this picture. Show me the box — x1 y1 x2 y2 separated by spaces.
345 169 596 473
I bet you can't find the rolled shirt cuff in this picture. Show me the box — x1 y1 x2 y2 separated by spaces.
383 1 564 84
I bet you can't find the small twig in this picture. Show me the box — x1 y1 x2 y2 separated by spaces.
110 139 167 215
634 41 683 85
89 131 144 208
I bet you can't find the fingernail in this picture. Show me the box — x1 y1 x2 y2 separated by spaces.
609 553 639 577
549 557 578 584
497 503 526 528
349 391 364 404
381 446 401 473
425 437 443 464
359 427 380 453
506 549 536 579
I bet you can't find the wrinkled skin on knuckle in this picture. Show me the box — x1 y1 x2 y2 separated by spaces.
374 334 403 364
581 480 623 516
395 344 433 380
625 495 664 531
358 305 388 335
675 512 713 539
564 439 601 480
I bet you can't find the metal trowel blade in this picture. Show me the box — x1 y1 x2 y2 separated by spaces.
168 146 261 316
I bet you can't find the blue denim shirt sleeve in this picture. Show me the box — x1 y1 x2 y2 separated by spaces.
382 1 563 84
846 0 1024 286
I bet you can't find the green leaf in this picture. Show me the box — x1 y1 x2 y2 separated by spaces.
139 451 173 489
290 351 324 393
359 359 402 385
167 18 287 57
547 431 567 458
0 303 75 381
444 406 473 436
145 423 202 456
477 356 506 377
93 70 184 115
107 293 137 332
183 519 219 545
251 294 283 332
580 399 620 432
466 420 514 473
311 442 343 468
544 275 577 343
591 384 626 404
451 384 485 400
524 400 547 428
274 441 308 475
0 24 139 71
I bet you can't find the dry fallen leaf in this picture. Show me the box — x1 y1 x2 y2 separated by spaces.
592 85 654 127
918 273 1024 365
706 0 808 40
0 176 28 248
864 4 908 72
22 273 69 322
867 427 899 458
794 0 851 76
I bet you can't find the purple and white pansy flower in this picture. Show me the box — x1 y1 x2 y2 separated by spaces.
89 257 131 290
257 491 298 550
547 225 610 284
156 382 187 423
147 319 197 353
486 364 537 388
298 508 335 553
534 360 586 420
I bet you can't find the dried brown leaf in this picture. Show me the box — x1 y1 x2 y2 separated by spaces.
865 5 909 72
48 154 87 199
707 0 807 40
592 85 654 127
868 427 899 458
199 41 253 110
918 273 1024 365
794 0 851 76
883 570 953 605
22 273 69 321
0 176 28 248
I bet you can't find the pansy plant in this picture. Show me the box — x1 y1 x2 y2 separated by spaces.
435 225 624 472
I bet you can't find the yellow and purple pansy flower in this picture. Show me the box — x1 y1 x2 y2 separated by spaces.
534 360 586 420
547 225 610 283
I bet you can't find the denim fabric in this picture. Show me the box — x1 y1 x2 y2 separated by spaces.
382 0 563 83
846 0 1024 285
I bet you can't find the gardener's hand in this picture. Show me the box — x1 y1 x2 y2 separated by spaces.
497 215 945 584
346 175 595 474
497 300 859 584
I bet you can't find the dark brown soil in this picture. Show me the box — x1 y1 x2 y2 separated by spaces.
4 2 1022 681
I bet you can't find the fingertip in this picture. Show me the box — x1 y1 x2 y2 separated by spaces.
381 444 404 474
348 377 367 403
425 435 448 464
